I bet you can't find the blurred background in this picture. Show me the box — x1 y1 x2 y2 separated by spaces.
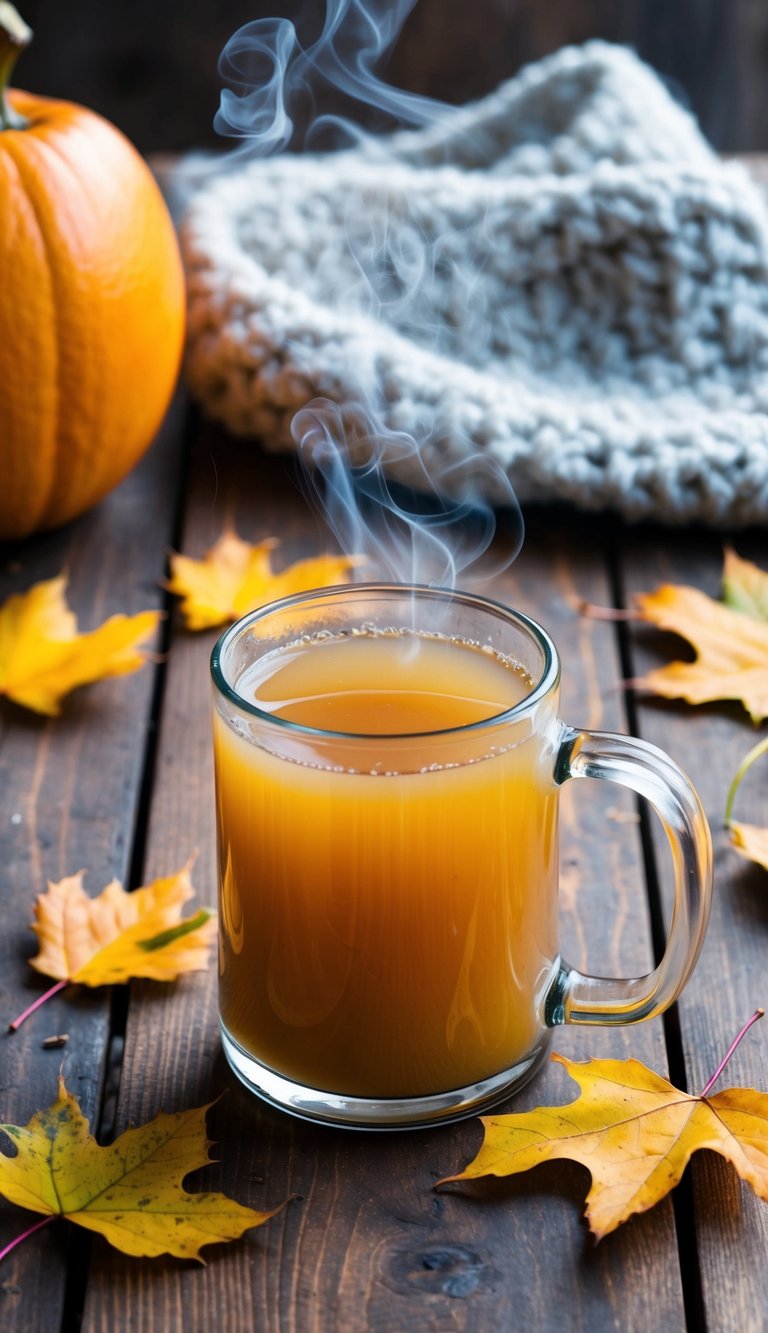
14 0 768 153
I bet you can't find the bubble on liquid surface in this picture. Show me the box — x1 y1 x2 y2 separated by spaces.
223 624 535 775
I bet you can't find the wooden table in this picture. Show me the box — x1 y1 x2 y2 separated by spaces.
2 184 768 1333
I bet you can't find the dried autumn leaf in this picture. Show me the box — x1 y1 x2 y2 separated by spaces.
633 549 768 722
722 546 768 621
10 864 214 1031
30 863 214 986
0 1077 281 1261
167 529 360 630
731 824 768 872
726 736 768 873
440 1021 768 1241
0 574 160 715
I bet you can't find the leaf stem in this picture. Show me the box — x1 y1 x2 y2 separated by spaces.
700 1009 764 1098
725 735 768 827
8 979 68 1032
0 1214 55 1263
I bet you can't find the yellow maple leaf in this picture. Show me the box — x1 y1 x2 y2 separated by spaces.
29 863 214 986
0 574 161 716
0 1077 281 1261
9 864 214 1031
726 735 768 873
167 529 360 630
634 548 768 722
440 1015 768 1240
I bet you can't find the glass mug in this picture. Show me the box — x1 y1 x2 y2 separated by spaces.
211 584 712 1129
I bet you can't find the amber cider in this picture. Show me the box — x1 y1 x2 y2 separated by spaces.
214 629 559 1098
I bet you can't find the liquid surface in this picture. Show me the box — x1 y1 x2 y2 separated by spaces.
244 629 532 734
215 630 558 1099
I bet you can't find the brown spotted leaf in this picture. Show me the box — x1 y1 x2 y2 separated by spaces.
0 1078 281 1260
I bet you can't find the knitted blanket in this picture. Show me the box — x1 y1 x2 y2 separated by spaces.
182 41 768 524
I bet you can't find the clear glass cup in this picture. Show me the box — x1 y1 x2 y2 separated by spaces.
211 584 712 1129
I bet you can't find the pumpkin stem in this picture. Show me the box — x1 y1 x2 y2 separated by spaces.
0 2 32 131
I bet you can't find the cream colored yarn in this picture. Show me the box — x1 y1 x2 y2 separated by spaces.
182 41 768 524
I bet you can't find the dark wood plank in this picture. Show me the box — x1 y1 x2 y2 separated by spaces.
0 401 187 1330
15 0 768 154
622 523 768 1333
81 430 684 1332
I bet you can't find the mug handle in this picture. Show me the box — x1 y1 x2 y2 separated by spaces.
545 725 713 1027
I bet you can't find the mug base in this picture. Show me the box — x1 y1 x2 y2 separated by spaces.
220 1023 552 1130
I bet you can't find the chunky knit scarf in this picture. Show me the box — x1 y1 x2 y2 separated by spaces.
182 41 768 524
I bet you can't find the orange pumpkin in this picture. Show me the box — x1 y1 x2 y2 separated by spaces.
0 7 186 539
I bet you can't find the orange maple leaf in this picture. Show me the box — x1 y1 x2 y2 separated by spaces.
0 574 161 715
0 1078 282 1262
633 548 768 722
10 863 214 1031
167 529 361 630
440 1013 767 1240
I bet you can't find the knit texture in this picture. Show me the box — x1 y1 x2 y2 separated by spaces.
182 41 768 524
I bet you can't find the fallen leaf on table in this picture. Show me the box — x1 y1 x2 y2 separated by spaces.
0 1077 282 1262
10 863 214 1031
726 735 768 873
731 824 768 872
29 861 214 984
633 548 768 722
439 1012 768 1240
167 528 360 630
581 548 768 722
723 546 768 620
0 574 160 716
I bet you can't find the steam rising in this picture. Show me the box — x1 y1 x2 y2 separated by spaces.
293 400 523 587
215 0 524 587
215 0 446 151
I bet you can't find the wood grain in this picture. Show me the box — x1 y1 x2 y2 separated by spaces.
81 431 684 1332
0 402 186 1330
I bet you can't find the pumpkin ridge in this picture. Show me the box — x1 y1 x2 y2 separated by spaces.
25 133 110 512
2 132 65 532
32 123 100 208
